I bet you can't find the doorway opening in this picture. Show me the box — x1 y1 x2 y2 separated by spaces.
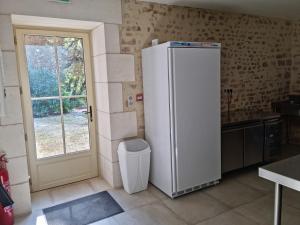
16 29 98 192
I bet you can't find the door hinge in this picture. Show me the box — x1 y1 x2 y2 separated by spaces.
24 133 28 142
14 35 17 45
19 86 23 95
29 177 32 185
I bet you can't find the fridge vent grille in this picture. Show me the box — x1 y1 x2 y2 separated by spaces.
172 180 219 198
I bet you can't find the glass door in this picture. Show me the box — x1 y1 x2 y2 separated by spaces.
16 29 98 191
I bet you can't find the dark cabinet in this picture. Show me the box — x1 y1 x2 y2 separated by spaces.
264 119 282 161
244 124 264 167
221 110 282 173
222 122 265 173
222 128 244 173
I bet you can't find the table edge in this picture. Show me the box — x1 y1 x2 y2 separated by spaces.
259 167 300 192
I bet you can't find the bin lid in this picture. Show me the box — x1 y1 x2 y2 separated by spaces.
119 139 149 152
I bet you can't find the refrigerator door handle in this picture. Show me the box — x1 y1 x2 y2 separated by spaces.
168 47 178 194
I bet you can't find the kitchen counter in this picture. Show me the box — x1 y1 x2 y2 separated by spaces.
272 101 300 116
222 109 281 128
221 109 282 173
272 95 300 144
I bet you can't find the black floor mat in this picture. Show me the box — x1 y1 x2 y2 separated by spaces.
43 191 123 225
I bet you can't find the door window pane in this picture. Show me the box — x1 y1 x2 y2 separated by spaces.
63 98 90 153
24 35 59 98
32 99 64 159
24 34 91 159
58 37 87 97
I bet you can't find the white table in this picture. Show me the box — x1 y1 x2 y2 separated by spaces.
259 155 300 225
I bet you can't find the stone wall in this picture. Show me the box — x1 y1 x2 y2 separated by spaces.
291 22 300 94
92 23 138 188
120 0 293 136
0 0 123 215
0 15 31 215
290 22 300 143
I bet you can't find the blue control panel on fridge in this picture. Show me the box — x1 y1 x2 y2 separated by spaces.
170 41 221 48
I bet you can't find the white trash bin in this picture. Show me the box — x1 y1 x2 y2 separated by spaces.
118 139 151 194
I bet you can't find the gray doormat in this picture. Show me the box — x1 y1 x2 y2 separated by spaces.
43 191 124 225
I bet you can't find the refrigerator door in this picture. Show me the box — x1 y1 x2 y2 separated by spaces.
142 44 174 197
169 47 221 192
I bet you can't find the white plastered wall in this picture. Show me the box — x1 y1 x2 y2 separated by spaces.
0 0 138 216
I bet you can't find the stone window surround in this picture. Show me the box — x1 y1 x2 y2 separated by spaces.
1 15 137 215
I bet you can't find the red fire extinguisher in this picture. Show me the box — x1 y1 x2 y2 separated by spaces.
0 153 14 225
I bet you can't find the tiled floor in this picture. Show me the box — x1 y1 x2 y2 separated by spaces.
15 145 300 225
14 168 300 225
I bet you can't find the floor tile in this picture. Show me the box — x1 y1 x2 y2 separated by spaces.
14 210 46 225
235 195 300 225
112 202 187 225
204 179 265 208
48 180 95 205
108 188 159 210
88 217 119 225
162 191 229 224
283 187 300 210
31 189 54 211
88 177 112 193
235 169 274 193
148 184 169 200
15 168 300 225
196 210 259 225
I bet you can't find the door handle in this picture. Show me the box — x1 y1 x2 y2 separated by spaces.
83 106 93 122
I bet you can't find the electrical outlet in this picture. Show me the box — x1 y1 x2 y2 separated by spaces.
224 89 233 95
127 95 134 107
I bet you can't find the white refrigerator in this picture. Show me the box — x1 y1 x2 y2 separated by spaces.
142 41 221 198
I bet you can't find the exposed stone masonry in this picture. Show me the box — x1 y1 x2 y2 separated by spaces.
291 22 300 94
290 22 300 143
120 0 296 136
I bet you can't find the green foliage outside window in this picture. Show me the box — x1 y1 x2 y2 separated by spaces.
27 38 86 118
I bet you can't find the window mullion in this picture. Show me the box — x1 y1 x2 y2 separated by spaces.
54 37 67 156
